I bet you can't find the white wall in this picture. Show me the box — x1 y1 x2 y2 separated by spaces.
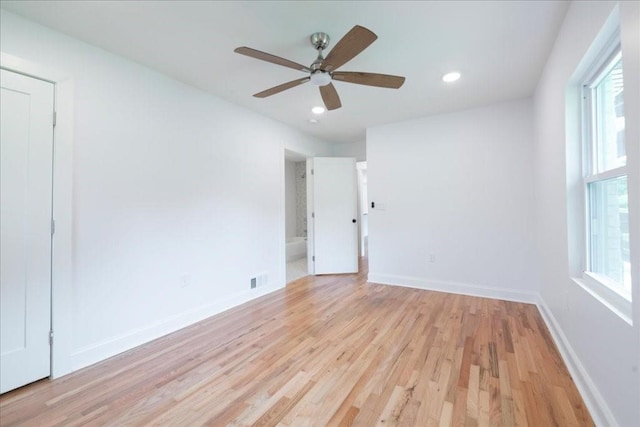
533 2 640 426
285 160 297 239
367 98 538 301
332 140 366 161
1 11 334 374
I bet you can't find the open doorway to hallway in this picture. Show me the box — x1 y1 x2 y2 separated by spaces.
285 150 308 283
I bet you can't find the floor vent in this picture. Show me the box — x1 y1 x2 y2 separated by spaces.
250 273 268 289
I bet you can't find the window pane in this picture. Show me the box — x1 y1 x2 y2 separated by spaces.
595 58 625 172
588 175 630 292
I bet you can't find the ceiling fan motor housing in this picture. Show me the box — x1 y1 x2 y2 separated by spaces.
310 32 330 51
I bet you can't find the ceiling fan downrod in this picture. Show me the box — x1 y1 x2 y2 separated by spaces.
309 32 331 85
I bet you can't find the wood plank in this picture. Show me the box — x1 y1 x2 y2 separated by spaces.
337 405 359 427
0 257 593 426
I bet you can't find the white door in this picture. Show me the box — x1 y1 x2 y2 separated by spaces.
1 69 54 393
312 157 358 274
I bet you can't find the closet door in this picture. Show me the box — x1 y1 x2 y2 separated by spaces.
1 69 55 393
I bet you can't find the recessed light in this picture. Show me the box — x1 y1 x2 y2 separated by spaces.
312 106 325 114
308 118 318 124
442 72 461 83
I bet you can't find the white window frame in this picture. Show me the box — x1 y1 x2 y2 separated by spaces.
578 33 632 323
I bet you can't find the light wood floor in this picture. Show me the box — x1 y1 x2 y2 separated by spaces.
0 259 592 426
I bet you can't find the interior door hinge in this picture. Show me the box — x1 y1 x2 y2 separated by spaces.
312 256 315 262
311 169 314 175
53 111 57 127
51 219 56 236
312 212 315 218
49 330 53 345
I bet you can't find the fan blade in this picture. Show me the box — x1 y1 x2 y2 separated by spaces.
253 77 310 98
332 72 405 89
235 47 311 73
321 25 377 72
320 83 342 110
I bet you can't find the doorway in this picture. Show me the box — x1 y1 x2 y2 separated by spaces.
284 150 308 283
1 69 55 393
357 161 368 257
282 153 359 282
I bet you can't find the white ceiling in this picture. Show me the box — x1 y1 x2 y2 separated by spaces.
1 1 569 144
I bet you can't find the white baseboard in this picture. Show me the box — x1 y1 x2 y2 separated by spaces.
535 296 617 427
70 271 616 426
367 273 538 304
367 272 617 427
71 283 283 372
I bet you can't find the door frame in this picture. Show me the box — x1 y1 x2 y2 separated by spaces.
356 161 367 257
281 146 315 282
306 158 315 275
1 53 75 379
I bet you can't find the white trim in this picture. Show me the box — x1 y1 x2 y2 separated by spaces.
579 37 631 319
535 295 619 427
587 50 622 91
582 33 621 88
574 275 632 325
306 158 315 275
367 274 538 304
584 165 627 183
1 52 75 379
71 283 283 371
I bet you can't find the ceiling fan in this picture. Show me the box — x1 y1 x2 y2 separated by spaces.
234 25 405 111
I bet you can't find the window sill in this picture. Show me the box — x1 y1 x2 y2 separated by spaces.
571 273 633 325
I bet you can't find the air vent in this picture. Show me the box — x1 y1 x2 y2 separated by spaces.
250 273 268 289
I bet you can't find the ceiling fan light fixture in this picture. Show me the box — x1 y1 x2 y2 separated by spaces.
312 106 325 114
310 70 332 86
442 71 461 83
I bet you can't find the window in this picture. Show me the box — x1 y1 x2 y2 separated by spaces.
582 42 631 306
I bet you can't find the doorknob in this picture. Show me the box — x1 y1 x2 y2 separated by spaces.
352 219 357 223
